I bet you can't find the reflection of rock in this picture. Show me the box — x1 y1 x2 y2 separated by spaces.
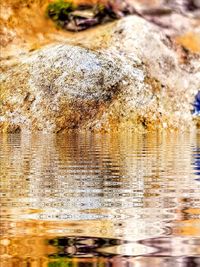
1 132 200 260
1 132 198 219
1 16 200 132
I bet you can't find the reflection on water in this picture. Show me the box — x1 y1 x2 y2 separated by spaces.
0 131 200 267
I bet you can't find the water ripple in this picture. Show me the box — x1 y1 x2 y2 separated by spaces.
0 131 200 266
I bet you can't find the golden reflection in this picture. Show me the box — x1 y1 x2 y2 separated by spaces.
0 131 200 266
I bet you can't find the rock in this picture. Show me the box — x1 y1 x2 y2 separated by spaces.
0 43 144 132
0 16 200 132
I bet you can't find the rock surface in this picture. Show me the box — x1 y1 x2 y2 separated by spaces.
0 15 200 132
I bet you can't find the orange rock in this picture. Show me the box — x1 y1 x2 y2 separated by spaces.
176 31 200 53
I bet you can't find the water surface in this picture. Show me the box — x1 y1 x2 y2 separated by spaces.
0 132 200 266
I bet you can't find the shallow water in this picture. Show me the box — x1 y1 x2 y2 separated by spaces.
0 131 200 267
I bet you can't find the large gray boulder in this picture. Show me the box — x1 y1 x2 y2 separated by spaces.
0 16 199 132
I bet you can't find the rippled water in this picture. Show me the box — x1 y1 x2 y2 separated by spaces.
0 132 200 267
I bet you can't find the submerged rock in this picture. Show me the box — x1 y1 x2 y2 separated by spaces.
0 16 200 132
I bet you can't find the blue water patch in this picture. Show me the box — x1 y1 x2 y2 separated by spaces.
193 146 200 180
193 91 200 115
